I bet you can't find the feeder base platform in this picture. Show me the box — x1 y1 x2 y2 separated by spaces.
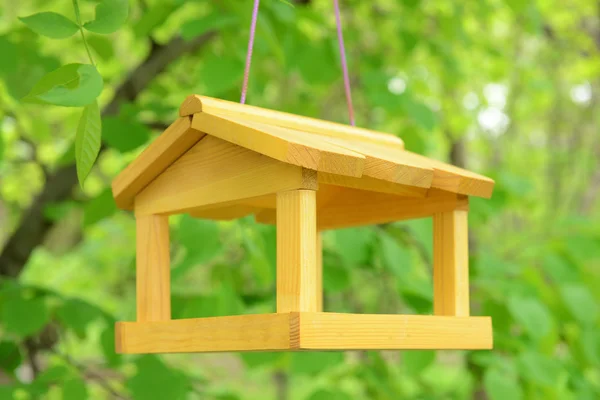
115 312 492 354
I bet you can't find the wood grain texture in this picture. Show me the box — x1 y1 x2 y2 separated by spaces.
277 190 319 313
256 187 469 230
115 313 297 354
318 172 428 197
316 232 323 312
136 214 170 322
192 112 365 178
297 313 492 350
115 312 491 353
112 117 203 210
187 204 263 220
180 94 405 148
434 210 470 317
134 135 316 216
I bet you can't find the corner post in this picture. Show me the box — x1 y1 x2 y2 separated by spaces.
433 202 470 317
276 169 319 313
316 231 323 312
136 214 171 321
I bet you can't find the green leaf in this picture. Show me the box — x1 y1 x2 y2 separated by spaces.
0 341 22 373
334 227 374 266
240 352 284 369
102 117 150 152
181 14 238 41
507 296 554 341
484 368 523 400
23 63 103 107
84 0 129 34
402 351 435 376
518 351 562 387
19 12 78 39
83 189 117 227
127 356 189 400
199 55 244 96
75 101 102 186
87 35 114 61
175 216 221 263
56 298 102 338
62 377 88 400
2 297 49 337
322 257 350 292
400 93 437 131
100 325 122 367
560 284 598 326
308 390 352 400
291 352 344 375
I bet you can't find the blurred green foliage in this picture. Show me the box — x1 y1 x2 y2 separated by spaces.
1 0 599 399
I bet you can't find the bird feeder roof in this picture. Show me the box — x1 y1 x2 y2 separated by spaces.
112 95 494 213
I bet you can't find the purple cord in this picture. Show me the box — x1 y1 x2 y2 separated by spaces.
333 0 355 126
241 0 260 104
241 0 355 126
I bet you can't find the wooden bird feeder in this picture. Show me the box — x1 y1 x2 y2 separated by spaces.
112 95 495 354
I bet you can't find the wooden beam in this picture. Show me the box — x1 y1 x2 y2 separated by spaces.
192 113 366 178
297 313 492 350
112 117 204 210
115 312 492 353
318 172 427 197
134 135 317 216
316 232 323 312
116 313 297 354
136 214 170 322
180 94 405 148
255 187 469 230
434 210 470 317
187 204 263 220
277 190 319 313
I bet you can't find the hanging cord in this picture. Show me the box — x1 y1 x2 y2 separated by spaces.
241 0 261 104
333 0 355 126
240 0 355 126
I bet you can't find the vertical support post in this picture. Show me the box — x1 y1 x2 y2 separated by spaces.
276 189 318 313
316 231 323 312
136 214 171 322
433 209 470 317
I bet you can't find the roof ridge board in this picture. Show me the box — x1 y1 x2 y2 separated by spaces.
180 94 404 148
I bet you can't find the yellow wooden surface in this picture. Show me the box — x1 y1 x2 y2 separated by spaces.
180 94 405 148
277 190 319 313
192 112 365 178
255 187 468 230
187 204 262 220
434 210 470 317
136 214 170 322
318 172 428 197
116 313 295 354
112 117 203 210
115 312 492 353
298 313 492 350
316 232 323 312
134 135 317 216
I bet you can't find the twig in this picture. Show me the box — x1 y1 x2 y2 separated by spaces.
51 349 129 400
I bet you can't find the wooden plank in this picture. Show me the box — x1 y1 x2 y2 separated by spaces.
318 172 427 197
112 117 203 210
297 313 492 350
324 137 434 187
134 135 317 216
434 210 470 317
115 313 297 354
255 187 468 230
180 94 405 148
192 113 365 177
400 151 495 198
136 214 170 322
277 190 319 313
188 204 263 220
316 232 323 312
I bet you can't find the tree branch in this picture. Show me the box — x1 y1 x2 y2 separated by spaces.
0 32 216 278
